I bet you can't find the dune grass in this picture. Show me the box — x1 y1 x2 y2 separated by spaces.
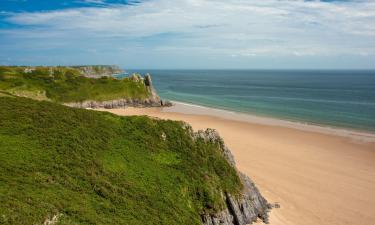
0 66 150 103
0 96 242 225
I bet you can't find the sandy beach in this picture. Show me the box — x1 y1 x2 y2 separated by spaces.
97 102 375 225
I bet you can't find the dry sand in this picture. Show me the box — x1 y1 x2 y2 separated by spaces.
97 103 375 225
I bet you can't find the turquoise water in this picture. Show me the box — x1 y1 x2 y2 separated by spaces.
122 70 375 132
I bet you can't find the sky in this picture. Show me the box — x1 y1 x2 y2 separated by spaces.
1 0 375 69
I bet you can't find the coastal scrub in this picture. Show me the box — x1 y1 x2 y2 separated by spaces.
0 96 242 224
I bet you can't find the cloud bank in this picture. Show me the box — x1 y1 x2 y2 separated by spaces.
1 0 375 68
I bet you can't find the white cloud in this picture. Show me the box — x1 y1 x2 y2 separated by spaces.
2 0 375 67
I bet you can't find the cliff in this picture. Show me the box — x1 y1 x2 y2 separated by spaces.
71 65 124 78
196 129 270 225
0 66 171 107
64 73 172 108
11 65 123 78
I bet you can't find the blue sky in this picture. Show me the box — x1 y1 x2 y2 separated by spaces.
1 0 375 69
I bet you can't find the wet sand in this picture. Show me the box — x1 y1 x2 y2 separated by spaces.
96 102 375 225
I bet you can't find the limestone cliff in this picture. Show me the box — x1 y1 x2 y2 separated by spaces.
72 65 124 78
65 73 172 108
195 129 271 225
20 65 123 78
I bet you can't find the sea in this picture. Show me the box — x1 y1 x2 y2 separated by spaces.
120 70 375 132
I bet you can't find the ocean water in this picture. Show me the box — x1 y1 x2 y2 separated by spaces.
122 70 375 132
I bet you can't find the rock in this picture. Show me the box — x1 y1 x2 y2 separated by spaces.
273 202 281 209
72 65 124 78
43 213 62 225
65 74 173 109
201 209 233 225
64 98 163 109
194 129 236 166
161 100 173 107
144 73 153 87
161 132 167 141
130 73 142 82
143 73 161 104
196 128 271 225
24 67 35 73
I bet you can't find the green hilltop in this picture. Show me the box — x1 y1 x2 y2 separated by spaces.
0 96 243 225
0 66 151 103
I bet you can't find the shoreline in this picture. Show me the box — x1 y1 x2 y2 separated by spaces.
162 100 375 143
96 104 375 225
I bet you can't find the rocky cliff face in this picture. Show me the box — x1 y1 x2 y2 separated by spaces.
195 129 270 225
64 97 165 108
72 65 124 78
21 65 123 78
65 73 172 108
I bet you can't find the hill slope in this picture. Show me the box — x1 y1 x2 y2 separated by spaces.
0 66 156 104
0 96 268 225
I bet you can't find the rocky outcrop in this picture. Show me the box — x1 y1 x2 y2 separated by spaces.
22 65 124 78
72 65 124 78
64 97 164 108
143 73 161 104
65 73 172 108
195 129 271 225
43 213 62 225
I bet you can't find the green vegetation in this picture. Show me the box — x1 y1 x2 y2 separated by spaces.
0 96 242 225
0 66 150 103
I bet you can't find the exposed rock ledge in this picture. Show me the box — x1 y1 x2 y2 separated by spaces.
72 65 124 78
64 97 171 108
195 129 271 225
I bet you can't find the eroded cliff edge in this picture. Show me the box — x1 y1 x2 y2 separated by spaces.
65 74 171 108
72 65 124 78
196 129 271 225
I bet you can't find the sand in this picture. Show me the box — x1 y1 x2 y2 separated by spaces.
96 102 375 225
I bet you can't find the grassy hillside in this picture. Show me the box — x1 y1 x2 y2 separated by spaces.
0 96 242 225
0 66 150 103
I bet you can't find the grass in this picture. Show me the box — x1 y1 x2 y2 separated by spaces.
0 66 150 103
0 96 242 225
